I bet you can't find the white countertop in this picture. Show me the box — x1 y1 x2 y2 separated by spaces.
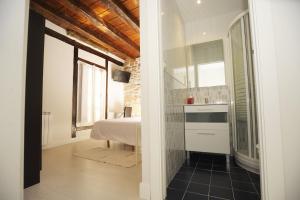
183 103 228 106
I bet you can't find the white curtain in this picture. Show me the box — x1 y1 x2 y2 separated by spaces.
77 62 106 126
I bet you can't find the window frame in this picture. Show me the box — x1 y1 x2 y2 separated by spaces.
72 51 109 136
76 59 106 127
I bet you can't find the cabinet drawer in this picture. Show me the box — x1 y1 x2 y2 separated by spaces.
185 122 229 131
184 105 228 113
185 122 229 130
185 129 230 154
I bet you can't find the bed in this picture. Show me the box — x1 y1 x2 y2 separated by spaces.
91 117 141 164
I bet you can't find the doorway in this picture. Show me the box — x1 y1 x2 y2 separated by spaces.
139 0 288 199
24 5 142 200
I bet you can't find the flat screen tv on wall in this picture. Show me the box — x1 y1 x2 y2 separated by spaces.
112 69 131 83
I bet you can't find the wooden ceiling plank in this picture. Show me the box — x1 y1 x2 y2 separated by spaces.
99 0 139 32
65 0 139 51
122 0 138 10
31 0 134 59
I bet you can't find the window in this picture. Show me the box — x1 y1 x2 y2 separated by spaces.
187 39 226 88
173 67 188 86
188 65 195 88
77 62 106 126
197 61 225 87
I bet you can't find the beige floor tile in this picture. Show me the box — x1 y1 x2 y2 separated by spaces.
24 139 141 200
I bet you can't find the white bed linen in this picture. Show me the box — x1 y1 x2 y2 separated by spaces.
91 117 141 146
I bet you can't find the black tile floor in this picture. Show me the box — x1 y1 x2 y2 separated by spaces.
167 152 260 200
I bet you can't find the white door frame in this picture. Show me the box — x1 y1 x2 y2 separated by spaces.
139 0 165 199
0 1 29 200
248 0 286 199
140 0 286 200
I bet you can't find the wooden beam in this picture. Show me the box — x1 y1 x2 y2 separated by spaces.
67 30 140 60
45 27 123 66
78 57 106 70
66 29 107 55
24 10 45 188
31 0 134 59
65 0 139 51
71 47 78 138
105 59 109 119
99 0 140 32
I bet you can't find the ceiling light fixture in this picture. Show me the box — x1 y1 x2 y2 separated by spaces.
197 0 202 5
202 32 207 36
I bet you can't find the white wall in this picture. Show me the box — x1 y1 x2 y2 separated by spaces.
161 0 188 86
107 62 125 118
139 0 166 198
160 0 188 185
180 0 247 45
0 1 29 200
270 1 300 199
185 11 245 45
42 34 75 148
43 21 124 148
139 1 151 199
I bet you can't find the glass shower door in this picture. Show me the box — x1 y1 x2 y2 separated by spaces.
230 20 249 156
244 14 259 159
229 12 259 173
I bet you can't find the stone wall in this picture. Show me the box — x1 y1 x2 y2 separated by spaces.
123 58 141 116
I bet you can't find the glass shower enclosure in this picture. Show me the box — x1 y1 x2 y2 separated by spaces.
228 12 259 173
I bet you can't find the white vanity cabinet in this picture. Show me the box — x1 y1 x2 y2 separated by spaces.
184 104 230 164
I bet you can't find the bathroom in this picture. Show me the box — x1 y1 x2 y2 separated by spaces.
162 0 260 199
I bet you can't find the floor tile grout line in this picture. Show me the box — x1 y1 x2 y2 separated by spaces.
208 159 214 199
191 167 250 176
185 180 258 194
228 168 236 200
246 170 260 196
180 156 200 200
229 178 255 184
187 191 232 200
247 171 260 196
169 155 260 199
210 194 232 200
183 191 210 197
168 186 183 191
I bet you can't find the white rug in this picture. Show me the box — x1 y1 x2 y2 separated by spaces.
73 147 141 168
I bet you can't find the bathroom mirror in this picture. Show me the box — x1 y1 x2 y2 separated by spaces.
186 39 226 88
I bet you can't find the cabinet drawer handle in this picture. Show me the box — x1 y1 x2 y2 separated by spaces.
194 132 216 136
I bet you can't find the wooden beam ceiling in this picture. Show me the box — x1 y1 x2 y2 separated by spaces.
30 0 140 59
65 0 139 51
99 0 140 33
